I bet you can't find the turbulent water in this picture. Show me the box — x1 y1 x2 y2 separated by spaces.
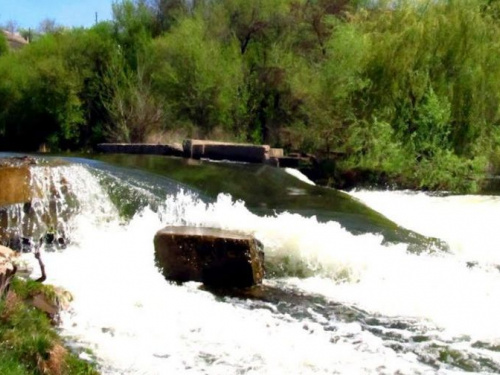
5 159 500 374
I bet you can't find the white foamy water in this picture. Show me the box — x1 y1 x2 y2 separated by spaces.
284 168 316 186
43 211 428 375
17 170 500 374
350 190 500 266
159 192 500 342
1 164 118 247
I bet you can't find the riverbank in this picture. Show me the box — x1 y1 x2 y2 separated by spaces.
0 157 99 374
0 276 98 375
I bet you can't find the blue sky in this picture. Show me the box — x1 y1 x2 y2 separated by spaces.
0 0 115 30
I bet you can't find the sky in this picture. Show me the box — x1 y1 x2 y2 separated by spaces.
0 0 115 30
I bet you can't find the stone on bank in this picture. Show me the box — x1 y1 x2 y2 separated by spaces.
0 245 18 297
154 226 265 287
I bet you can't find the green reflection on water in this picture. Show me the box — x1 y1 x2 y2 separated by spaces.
89 154 445 251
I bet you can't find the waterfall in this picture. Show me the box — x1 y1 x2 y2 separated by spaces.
0 164 118 251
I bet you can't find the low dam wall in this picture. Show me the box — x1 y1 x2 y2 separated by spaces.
95 141 310 168
96 143 184 157
183 139 271 164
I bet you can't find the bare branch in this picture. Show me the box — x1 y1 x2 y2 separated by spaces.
34 249 47 283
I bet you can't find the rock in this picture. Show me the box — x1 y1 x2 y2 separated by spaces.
27 287 73 320
0 244 17 259
0 245 18 297
0 243 71 317
30 293 59 316
154 226 264 287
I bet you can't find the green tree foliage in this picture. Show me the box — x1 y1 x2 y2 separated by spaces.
59 23 128 147
0 278 98 374
0 23 131 150
350 0 500 190
0 33 8 56
149 13 243 137
209 0 309 143
112 0 155 69
2 0 500 191
0 36 84 150
103 64 165 142
147 0 191 35
289 19 369 153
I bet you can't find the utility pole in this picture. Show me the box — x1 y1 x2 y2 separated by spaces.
95 12 98 25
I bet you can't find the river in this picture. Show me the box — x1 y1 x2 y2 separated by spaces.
2 154 500 374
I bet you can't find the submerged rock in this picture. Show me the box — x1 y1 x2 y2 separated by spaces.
154 226 264 287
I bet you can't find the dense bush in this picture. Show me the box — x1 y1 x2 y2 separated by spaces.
0 33 8 56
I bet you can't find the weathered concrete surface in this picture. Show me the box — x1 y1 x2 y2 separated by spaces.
1 159 32 247
96 143 184 157
183 139 271 163
269 148 284 158
96 140 284 165
0 157 38 207
0 166 31 206
154 226 264 287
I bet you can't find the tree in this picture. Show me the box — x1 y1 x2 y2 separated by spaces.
289 19 368 153
3 20 18 33
147 0 190 34
103 67 164 143
38 18 63 34
17 28 35 43
150 13 244 137
0 32 8 56
112 0 155 69
57 24 124 146
0 35 84 150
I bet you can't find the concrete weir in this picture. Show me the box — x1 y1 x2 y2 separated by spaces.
95 140 308 167
183 139 271 163
96 143 184 157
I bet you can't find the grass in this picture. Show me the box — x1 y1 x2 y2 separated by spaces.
0 277 99 375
